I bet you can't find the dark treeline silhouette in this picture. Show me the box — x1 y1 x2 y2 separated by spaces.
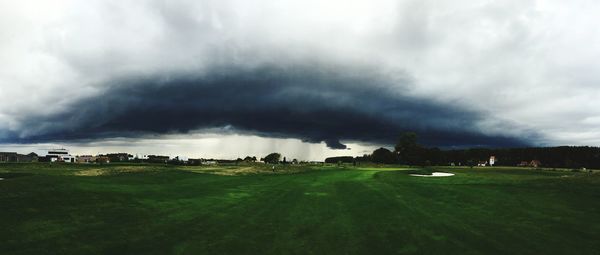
325 132 600 169
441 146 600 169
324 156 354 164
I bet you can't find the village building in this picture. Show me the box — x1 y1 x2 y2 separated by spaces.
518 160 542 168
489 156 496 166
0 152 18 162
76 155 96 163
103 153 133 162
1 152 39 163
201 160 218 165
41 149 74 163
529 160 541 168
25 152 39 162
95 156 110 164
187 158 202 165
147 155 170 163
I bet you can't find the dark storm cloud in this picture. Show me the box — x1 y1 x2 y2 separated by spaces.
4 65 534 149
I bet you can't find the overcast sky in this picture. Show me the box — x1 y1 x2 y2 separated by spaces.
1 0 599 160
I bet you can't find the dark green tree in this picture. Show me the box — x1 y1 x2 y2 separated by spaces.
372 148 396 164
244 156 257 162
394 132 425 165
263 153 281 164
395 132 417 153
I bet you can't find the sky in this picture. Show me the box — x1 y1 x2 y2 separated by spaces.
1 0 599 160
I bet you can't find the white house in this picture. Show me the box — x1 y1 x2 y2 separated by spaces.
489 156 496 166
136 154 149 160
45 148 74 163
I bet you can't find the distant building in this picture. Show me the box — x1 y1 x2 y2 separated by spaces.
103 153 133 162
0 152 18 162
76 155 96 163
518 160 541 168
96 156 110 164
147 155 169 163
202 160 217 165
489 156 496 166
529 160 541 168
188 158 202 165
0 152 38 163
43 149 74 163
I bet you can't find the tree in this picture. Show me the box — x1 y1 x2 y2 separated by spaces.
394 132 425 165
395 132 417 154
372 148 396 164
263 153 281 164
244 156 257 162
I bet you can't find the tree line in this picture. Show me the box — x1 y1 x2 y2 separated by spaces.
326 132 600 169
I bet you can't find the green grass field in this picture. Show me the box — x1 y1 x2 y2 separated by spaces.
1 163 599 254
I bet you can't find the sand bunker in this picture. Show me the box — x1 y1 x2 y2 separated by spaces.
410 172 455 177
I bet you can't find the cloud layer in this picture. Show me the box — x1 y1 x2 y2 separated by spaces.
4 64 533 148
